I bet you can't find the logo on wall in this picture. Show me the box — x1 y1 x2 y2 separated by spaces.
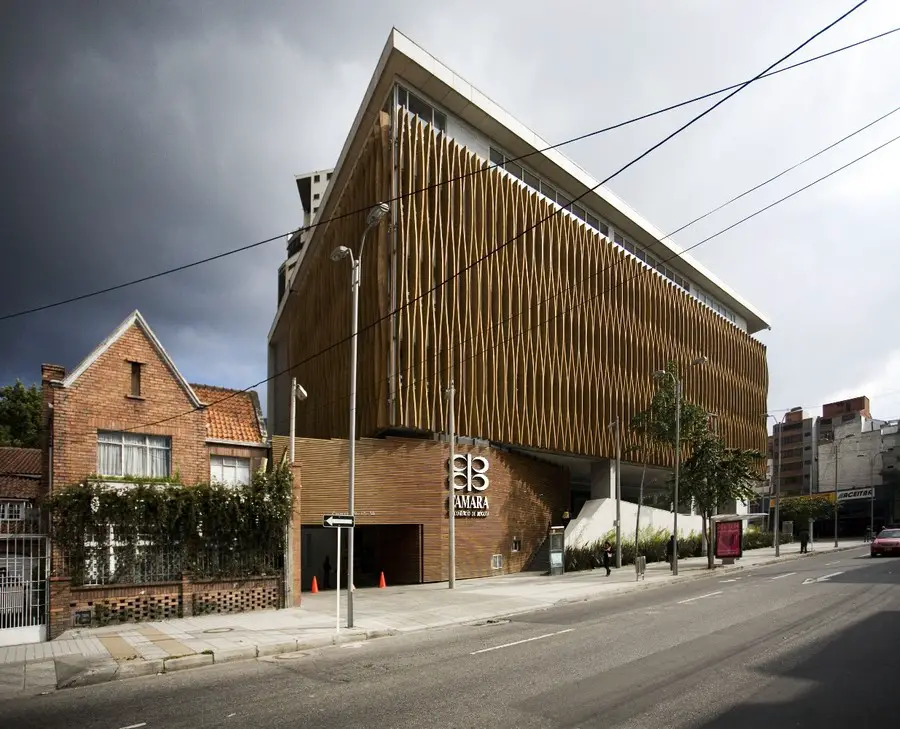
449 454 490 518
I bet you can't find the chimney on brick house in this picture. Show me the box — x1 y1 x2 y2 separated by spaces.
41 364 66 497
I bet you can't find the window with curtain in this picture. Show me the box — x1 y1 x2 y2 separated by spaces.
210 455 251 486
97 431 171 478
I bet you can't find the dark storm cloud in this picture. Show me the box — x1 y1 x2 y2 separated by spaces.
0 0 397 395
2 0 899 422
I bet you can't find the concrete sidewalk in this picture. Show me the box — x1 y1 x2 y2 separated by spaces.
0 539 867 695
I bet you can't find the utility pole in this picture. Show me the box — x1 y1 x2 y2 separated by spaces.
611 416 622 569
775 417 783 557
286 378 307 608
446 381 456 588
833 437 840 548
673 380 682 576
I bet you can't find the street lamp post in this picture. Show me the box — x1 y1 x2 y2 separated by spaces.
765 413 787 557
286 379 308 609
330 202 390 628
857 448 880 539
653 357 707 577
830 434 854 548
608 416 622 569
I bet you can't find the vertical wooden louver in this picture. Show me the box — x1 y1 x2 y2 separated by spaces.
281 107 768 466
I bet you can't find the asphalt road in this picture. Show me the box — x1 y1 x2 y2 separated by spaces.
1 547 897 728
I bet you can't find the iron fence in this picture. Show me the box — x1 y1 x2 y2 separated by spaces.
67 541 283 587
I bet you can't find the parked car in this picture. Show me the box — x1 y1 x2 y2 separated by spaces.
870 528 900 557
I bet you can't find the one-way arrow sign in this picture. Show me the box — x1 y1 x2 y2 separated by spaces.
323 514 355 528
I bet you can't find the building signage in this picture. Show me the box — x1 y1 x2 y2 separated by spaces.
714 520 743 560
837 487 873 502
450 454 490 518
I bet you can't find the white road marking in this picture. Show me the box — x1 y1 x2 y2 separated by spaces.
119 724 147 729
771 572 796 580
677 591 723 604
720 579 739 583
470 629 574 655
802 571 844 585
825 561 841 566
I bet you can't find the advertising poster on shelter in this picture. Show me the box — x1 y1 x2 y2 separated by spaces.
714 520 743 559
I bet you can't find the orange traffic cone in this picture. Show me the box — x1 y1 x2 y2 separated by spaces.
378 571 386 589
310 576 319 594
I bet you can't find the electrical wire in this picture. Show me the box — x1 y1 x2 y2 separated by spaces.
59 1 874 440
63 120 900 443
265 128 900 438
1 17 893 322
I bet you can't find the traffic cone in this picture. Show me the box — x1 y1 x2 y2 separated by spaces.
379 571 386 589
311 576 319 594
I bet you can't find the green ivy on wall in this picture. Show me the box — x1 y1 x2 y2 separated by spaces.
47 459 294 584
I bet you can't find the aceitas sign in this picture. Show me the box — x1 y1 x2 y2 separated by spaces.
450 454 490 518
837 487 874 502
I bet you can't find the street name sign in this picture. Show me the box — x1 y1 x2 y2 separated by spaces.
323 514 355 528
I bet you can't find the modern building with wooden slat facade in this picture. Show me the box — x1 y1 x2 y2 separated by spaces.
268 29 771 590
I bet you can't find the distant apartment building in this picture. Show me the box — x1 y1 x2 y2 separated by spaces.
277 169 335 306
817 396 873 444
769 407 817 496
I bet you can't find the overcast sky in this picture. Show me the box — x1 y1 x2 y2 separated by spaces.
2 0 899 429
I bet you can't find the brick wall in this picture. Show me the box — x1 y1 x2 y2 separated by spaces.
50 575 282 637
272 435 570 586
44 326 208 490
41 320 279 637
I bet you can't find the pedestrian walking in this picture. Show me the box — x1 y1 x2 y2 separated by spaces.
799 528 809 554
323 554 332 589
601 540 612 576
666 535 676 566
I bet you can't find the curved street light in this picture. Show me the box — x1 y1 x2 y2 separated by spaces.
330 202 390 628
652 356 707 576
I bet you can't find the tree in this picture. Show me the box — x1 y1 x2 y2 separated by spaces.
680 434 763 569
630 359 764 569
0 380 42 448
629 361 710 459
779 494 835 524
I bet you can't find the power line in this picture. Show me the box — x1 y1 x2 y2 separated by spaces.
1 18 893 322
275 108 900 434
69 117 900 444
275 127 900 438
60 1 872 440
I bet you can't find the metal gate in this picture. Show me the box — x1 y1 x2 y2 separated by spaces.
1 505 49 647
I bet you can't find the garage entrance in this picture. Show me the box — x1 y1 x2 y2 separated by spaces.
301 524 423 592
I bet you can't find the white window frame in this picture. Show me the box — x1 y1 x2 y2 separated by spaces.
97 431 171 479
82 483 152 586
0 500 26 521
210 455 252 487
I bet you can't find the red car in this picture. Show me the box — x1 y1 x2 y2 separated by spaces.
871 528 900 557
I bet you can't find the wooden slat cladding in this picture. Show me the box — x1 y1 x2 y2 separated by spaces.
282 111 394 442
393 108 768 463
272 435 569 582
275 106 768 464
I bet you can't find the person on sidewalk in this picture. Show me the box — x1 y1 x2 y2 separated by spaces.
666 535 675 565
323 555 332 589
799 528 809 554
601 541 612 576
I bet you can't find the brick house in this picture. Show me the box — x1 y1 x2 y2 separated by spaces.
0 447 43 519
42 310 274 639
1 449 46 647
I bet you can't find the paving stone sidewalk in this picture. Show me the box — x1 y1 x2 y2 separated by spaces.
0 539 867 696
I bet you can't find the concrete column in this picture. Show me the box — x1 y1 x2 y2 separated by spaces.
590 459 616 500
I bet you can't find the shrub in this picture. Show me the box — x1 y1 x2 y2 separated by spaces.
565 524 791 570
565 526 702 571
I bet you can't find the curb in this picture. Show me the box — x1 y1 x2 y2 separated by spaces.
44 544 866 692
